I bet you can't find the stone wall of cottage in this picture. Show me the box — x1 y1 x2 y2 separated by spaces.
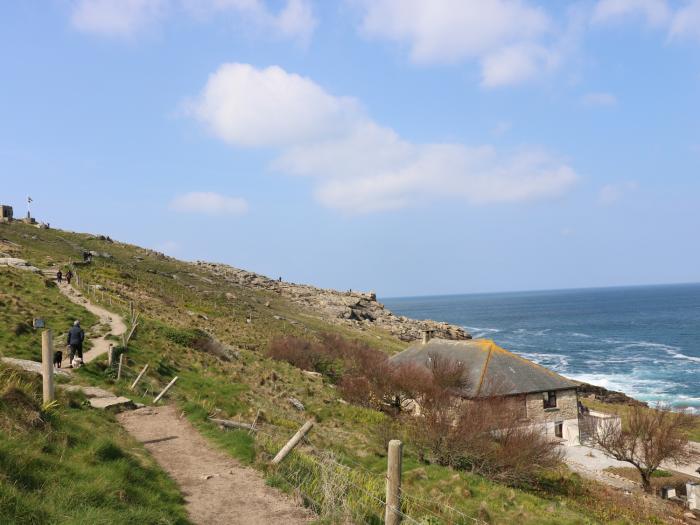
525 389 578 424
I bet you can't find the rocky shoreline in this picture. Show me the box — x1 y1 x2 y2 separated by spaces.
193 263 652 408
194 261 471 342
574 381 648 406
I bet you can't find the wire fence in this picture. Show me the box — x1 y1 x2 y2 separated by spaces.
66 269 486 524
248 420 486 525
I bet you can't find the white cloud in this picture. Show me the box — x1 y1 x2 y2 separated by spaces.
182 0 316 43
185 63 360 147
170 192 249 215
598 181 638 205
188 63 578 213
670 1 700 41
70 0 315 42
591 0 671 26
481 42 559 88
581 91 618 107
354 0 568 87
71 0 166 37
592 0 700 42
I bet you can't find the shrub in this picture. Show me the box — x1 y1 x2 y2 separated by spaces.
409 396 562 486
13 322 31 336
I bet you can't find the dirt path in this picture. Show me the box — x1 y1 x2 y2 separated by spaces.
57 282 127 365
118 406 313 525
51 276 313 524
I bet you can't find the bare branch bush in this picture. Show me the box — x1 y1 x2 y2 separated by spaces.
268 335 562 486
593 404 699 493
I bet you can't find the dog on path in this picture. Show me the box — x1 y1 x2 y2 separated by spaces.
53 350 63 369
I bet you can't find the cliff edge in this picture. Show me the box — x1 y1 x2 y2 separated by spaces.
194 261 471 342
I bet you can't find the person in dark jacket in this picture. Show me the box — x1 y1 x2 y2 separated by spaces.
56 269 62 284
65 270 73 284
66 320 85 367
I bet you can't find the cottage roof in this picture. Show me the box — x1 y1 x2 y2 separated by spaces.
389 338 578 397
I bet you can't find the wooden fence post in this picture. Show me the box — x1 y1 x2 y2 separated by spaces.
154 376 178 403
107 344 114 367
117 353 124 380
130 364 149 390
41 330 55 404
385 440 403 525
271 420 314 465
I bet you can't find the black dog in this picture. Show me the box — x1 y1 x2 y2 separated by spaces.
53 350 63 368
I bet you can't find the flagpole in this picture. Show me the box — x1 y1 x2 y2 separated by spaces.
27 196 32 220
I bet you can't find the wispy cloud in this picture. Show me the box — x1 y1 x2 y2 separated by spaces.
592 0 700 42
669 0 700 41
353 0 585 88
169 191 249 215
581 91 617 107
598 181 638 206
69 0 316 42
71 0 166 37
591 0 671 27
186 63 578 214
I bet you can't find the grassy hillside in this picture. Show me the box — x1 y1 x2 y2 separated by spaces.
0 364 189 525
0 221 685 524
0 268 98 361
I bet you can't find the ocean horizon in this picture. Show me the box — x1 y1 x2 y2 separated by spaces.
383 282 700 412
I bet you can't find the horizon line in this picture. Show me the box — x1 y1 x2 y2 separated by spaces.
382 280 700 301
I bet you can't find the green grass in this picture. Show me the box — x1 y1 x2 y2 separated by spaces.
0 221 685 524
0 364 189 525
0 268 98 361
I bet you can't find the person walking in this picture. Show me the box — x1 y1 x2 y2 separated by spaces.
56 269 63 284
66 320 84 367
65 269 73 285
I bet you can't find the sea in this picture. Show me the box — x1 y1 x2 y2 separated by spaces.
383 283 700 413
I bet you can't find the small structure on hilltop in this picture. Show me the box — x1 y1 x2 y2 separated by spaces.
390 332 582 445
1 205 13 223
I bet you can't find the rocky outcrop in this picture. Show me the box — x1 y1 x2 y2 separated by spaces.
193 261 471 342
575 381 648 406
0 257 41 273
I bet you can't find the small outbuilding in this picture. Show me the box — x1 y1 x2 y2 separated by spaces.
389 334 582 445
0 205 13 222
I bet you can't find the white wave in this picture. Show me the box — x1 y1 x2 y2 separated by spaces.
599 339 700 363
569 332 593 338
514 328 551 337
664 348 700 364
517 352 569 372
567 372 682 403
463 326 501 338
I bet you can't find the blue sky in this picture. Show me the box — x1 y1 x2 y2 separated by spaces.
1 0 699 297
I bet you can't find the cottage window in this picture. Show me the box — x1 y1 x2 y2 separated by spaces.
555 421 563 438
543 390 557 409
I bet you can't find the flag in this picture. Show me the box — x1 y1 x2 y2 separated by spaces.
27 196 32 203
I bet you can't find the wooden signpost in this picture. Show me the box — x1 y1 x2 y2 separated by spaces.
41 329 55 404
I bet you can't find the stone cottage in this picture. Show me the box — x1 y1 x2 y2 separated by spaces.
389 333 581 445
0 205 12 222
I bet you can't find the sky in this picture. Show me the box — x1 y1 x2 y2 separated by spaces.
1 0 699 297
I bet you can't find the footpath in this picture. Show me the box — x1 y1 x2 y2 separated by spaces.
4 271 312 525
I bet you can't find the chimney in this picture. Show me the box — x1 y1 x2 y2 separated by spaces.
421 329 434 344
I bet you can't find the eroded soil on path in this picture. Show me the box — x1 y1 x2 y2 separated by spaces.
118 405 313 525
